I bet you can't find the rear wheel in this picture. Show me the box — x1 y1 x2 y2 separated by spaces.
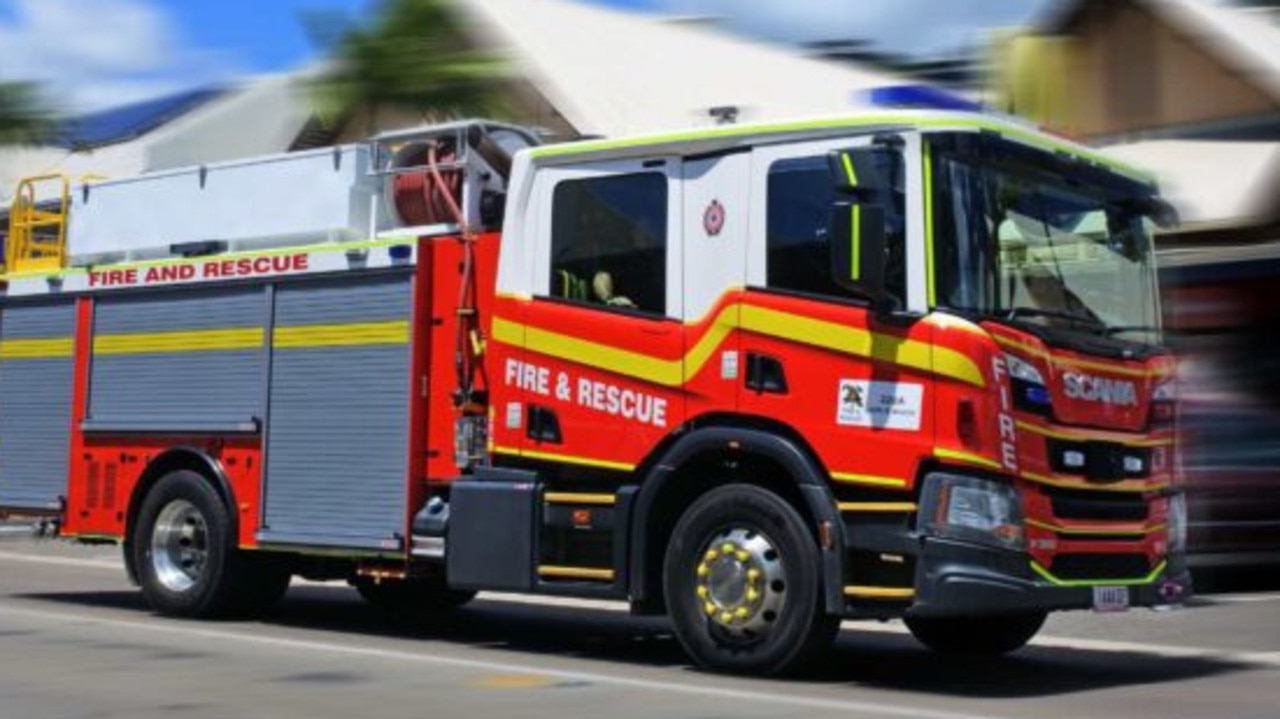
904 612 1047 656
663 484 838 675
131 470 288 617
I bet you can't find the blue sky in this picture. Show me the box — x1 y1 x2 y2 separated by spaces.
0 0 1050 112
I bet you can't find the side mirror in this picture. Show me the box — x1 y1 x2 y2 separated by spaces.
826 146 894 196
828 201 888 300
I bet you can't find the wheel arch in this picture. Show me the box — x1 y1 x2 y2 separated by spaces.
627 419 846 615
123 447 237 585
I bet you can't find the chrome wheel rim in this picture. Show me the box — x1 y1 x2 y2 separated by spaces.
150 499 208 593
694 527 786 640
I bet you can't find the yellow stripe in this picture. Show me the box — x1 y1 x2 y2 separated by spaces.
1025 518 1165 537
841 152 858 186
838 502 918 513
0 337 74 359
933 447 1003 471
1030 559 1167 588
830 471 907 488
844 585 915 599
1020 469 1167 494
923 139 937 307
94 328 262 355
492 445 636 472
496 303 984 389
544 492 616 506
538 565 615 581
1015 420 1174 448
273 320 409 349
738 305 984 387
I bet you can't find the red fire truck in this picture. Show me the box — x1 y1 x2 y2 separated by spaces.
0 112 1189 674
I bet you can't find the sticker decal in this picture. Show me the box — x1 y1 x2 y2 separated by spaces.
837 380 924 431
703 199 725 236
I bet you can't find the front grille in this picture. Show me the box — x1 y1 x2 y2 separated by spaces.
1050 553 1151 581
1048 487 1149 522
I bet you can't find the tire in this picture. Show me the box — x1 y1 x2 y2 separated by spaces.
354 576 476 615
131 470 285 618
904 611 1047 656
663 484 839 675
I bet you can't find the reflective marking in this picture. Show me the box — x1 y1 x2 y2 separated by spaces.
838 502 918 513
829 472 908 488
273 320 409 349
492 445 636 472
933 447 1002 471
1030 559 1167 587
1015 420 1174 448
844 585 915 599
1020 469 1168 494
0 337 74 359
1025 518 1165 537
94 328 262 355
543 492 616 506
493 302 985 389
537 565 615 581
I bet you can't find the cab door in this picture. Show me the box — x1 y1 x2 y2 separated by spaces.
512 157 684 472
681 152 750 414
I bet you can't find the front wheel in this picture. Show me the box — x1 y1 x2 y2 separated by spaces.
663 484 839 675
904 612 1047 656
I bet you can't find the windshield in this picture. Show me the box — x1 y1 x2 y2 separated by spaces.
932 143 1163 346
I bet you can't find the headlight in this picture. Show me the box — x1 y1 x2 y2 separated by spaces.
919 474 1024 549
1006 353 1052 414
1167 492 1187 554
1006 353 1045 385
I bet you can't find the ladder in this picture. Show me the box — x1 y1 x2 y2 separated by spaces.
5 174 70 273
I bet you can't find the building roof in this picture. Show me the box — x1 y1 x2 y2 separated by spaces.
1047 0 1280 101
462 0 911 138
1 73 314 206
49 88 225 151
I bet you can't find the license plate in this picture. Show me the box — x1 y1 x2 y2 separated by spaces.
1092 585 1130 613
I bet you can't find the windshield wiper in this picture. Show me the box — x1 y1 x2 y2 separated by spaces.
1003 307 1108 333
1103 324 1159 336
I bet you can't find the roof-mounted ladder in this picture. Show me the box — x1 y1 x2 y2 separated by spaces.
5 174 70 274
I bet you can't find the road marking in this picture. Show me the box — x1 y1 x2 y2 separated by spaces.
0 602 1007 719
0 525 34 535
4 548 1280 670
0 549 120 570
1195 593 1280 605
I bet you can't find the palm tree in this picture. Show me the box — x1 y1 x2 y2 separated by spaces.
0 82 54 145
307 0 509 133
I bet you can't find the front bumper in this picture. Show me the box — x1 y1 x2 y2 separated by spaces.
908 536 1192 617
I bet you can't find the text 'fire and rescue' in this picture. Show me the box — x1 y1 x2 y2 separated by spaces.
505 358 668 427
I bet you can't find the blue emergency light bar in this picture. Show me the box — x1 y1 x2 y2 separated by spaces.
866 84 985 113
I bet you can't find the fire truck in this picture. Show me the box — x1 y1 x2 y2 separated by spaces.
0 111 1189 674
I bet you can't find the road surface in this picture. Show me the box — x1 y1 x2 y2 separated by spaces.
1 529 1278 719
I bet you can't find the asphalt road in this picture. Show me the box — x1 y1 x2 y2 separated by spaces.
1 529 1279 719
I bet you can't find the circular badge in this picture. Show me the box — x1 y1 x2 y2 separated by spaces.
703 199 726 236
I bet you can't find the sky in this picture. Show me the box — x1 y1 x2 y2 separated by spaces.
0 0 1059 113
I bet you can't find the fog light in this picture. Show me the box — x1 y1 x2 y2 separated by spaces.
1063 450 1086 468
1123 455 1144 474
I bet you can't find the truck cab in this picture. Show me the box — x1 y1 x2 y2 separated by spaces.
471 110 1187 669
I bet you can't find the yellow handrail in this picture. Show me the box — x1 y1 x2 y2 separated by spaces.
6 173 71 273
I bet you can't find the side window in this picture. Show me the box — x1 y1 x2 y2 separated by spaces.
549 172 668 315
766 154 906 303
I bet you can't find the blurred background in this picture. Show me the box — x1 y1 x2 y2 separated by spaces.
2 0 1279 580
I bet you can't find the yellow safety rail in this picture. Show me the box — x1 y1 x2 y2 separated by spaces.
6 174 71 273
